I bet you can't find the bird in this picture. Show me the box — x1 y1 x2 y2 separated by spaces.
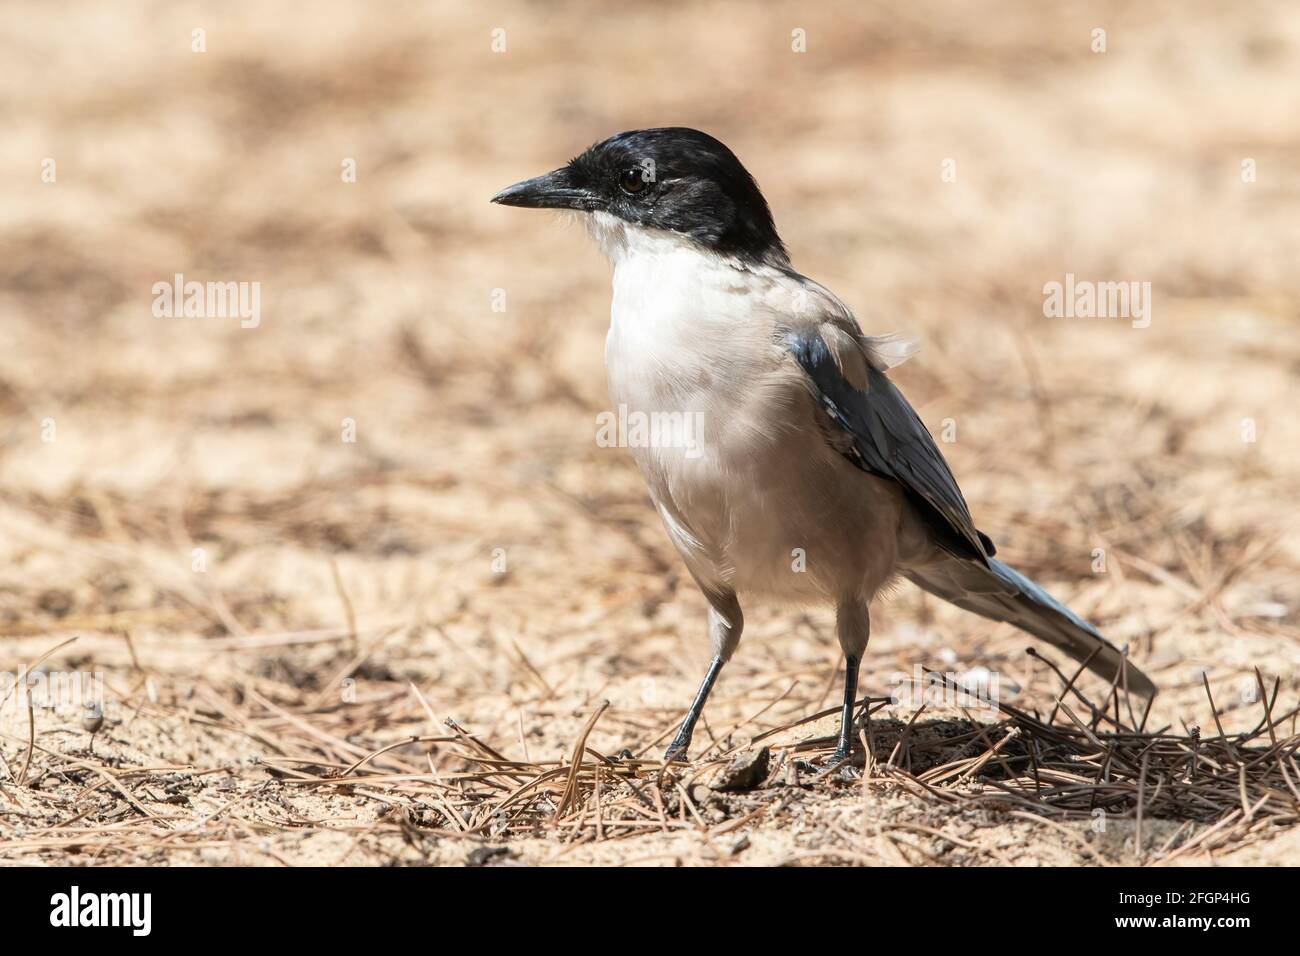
492 127 1155 767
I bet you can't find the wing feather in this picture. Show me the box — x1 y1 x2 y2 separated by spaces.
784 324 993 564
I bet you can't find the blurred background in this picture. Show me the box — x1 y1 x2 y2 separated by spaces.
1 0 1298 864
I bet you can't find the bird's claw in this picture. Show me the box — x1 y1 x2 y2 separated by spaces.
663 741 690 764
824 746 852 766
794 746 854 778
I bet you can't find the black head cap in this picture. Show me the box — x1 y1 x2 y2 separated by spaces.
492 128 787 264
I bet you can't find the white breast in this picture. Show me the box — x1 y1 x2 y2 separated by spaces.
603 225 769 406
594 215 897 602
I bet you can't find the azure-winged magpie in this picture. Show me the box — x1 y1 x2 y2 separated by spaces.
493 127 1155 767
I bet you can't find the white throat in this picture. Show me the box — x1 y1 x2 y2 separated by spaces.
586 211 693 266
584 210 790 273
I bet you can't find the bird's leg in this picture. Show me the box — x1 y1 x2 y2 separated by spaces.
663 593 742 763
663 656 724 763
827 652 861 766
825 598 870 768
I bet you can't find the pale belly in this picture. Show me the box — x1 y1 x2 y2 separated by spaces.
599 227 904 603
606 333 903 604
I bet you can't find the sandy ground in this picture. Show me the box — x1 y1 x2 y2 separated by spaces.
1 0 1298 866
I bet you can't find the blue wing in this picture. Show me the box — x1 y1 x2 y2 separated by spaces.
784 327 994 565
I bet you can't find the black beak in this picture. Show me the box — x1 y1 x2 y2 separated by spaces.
490 166 601 210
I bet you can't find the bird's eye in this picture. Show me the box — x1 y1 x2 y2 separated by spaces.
619 167 647 195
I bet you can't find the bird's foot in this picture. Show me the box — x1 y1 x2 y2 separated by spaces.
795 745 856 779
663 739 691 764
823 745 852 769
